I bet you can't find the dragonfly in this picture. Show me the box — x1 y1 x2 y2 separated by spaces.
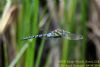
22 29 83 40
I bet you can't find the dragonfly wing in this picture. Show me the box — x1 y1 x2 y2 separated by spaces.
65 33 83 40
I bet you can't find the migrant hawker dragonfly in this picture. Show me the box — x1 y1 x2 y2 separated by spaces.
22 29 83 40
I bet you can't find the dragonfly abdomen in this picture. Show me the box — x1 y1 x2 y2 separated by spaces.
22 34 48 40
23 36 35 40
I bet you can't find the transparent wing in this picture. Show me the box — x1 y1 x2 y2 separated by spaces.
65 33 83 40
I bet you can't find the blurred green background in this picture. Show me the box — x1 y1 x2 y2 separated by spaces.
0 0 99 67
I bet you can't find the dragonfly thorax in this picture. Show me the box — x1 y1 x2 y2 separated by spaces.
49 29 68 38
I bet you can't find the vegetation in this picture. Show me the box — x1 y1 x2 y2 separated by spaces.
1 0 99 67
